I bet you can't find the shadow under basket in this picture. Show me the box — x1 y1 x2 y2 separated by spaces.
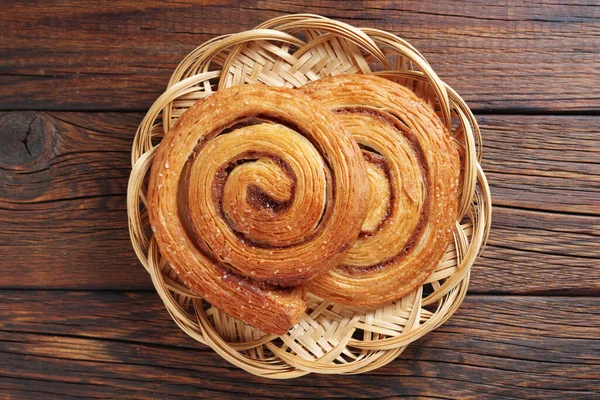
127 13 492 378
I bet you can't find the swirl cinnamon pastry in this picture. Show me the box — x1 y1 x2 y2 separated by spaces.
147 84 369 334
301 74 460 306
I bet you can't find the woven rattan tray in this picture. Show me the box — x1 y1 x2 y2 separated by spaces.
127 14 492 378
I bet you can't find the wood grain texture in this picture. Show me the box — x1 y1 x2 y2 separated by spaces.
1 112 598 294
1 0 599 111
476 113 600 293
0 112 150 289
1 1 597 397
480 115 600 215
0 291 598 399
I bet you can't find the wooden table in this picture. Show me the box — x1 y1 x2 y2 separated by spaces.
1 1 599 398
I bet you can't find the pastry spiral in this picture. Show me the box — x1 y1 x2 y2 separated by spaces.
147 84 369 334
302 74 460 306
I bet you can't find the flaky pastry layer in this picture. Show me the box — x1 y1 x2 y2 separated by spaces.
302 74 460 305
148 84 369 334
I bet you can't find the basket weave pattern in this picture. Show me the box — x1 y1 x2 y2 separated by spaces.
127 14 492 378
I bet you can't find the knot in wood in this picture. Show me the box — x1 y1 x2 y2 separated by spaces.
0 112 50 169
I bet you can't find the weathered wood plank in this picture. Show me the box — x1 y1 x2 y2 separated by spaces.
474 114 600 294
0 112 598 293
474 206 600 295
0 112 150 289
1 1 598 111
0 291 598 399
480 115 600 215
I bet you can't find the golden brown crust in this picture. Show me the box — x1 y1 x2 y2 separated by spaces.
147 84 369 334
301 74 460 306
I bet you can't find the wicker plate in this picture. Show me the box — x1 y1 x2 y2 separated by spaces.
127 14 492 378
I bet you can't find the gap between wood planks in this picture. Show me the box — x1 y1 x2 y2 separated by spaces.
1 109 600 115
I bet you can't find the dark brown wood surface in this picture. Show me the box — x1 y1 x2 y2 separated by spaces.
0 1 598 398
2 0 599 112
1 292 599 399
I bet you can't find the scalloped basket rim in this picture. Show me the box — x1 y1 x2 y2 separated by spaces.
126 13 492 379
